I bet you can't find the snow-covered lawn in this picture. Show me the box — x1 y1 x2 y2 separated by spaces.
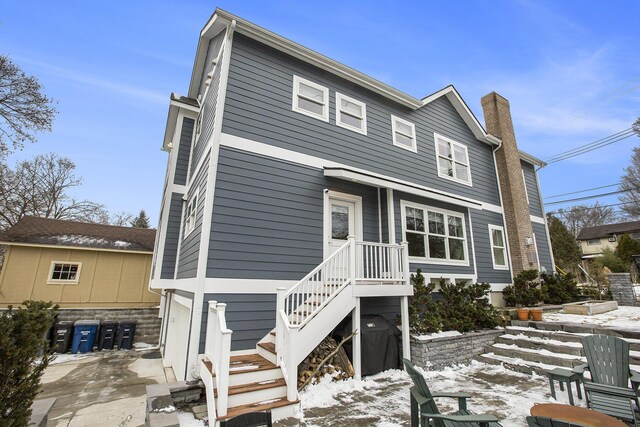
287 361 572 427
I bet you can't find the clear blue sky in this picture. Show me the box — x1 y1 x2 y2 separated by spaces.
3 1 639 225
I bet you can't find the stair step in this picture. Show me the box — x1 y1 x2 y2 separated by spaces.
257 342 276 355
218 397 299 421
228 354 277 375
488 343 585 369
507 326 640 352
477 353 562 376
496 334 584 357
214 378 286 397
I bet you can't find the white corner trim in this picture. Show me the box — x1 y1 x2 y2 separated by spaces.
530 215 546 225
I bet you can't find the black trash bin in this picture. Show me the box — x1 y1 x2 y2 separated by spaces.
52 321 74 353
98 320 118 350
117 320 137 350
333 314 401 376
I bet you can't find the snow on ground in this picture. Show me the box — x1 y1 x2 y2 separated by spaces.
287 361 574 427
49 353 94 365
543 305 640 331
177 411 206 426
413 330 463 341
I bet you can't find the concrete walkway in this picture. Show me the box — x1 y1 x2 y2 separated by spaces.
38 349 166 427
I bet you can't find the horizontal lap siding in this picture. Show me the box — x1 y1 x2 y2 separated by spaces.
200 293 276 351
470 210 513 284
177 154 210 279
161 192 184 279
533 222 554 273
522 161 543 217
207 148 379 280
394 191 476 276
191 45 223 179
222 33 501 206
361 297 401 324
174 118 194 186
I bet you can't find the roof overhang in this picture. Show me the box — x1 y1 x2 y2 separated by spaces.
0 241 153 255
519 150 546 167
324 167 482 210
162 93 200 152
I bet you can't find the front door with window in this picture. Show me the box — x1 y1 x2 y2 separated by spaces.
324 192 363 258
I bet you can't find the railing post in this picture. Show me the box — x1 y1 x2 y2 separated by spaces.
205 301 217 360
286 328 298 401
401 240 410 285
275 287 286 362
216 303 230 417
348 235 357 284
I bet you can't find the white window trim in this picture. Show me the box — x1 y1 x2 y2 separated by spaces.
423 273 477 291
522 168 529 204
335 92 367 135
292 75 329 122
391 115 417 152
400 200 469 266
183 192 199 239
47 261 82 285
434 133 472 187
488 225 509 270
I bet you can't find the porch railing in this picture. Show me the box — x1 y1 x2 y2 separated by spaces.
204 301 232 418
356 241 409 283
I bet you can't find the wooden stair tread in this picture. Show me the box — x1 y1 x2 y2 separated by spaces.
214 378 286 397
228 353 277 374
257 342 276 355
218 397 299 421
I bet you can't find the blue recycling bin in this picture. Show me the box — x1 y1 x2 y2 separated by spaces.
72 320 100 353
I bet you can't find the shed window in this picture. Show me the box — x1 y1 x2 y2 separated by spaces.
48 262 81 284
292 76 329 121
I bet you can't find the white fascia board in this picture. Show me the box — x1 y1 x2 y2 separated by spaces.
519 150 546 167
324 167 481 209
162 97 200 152
192 9 422 109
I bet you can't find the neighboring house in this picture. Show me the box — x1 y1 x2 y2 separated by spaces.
150 9 554 423
577 220 640 259
0 216 159 308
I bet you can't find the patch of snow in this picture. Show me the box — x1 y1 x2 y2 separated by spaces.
229 365 259 371
544 306 640 331
54 235 110 246
49 353 93 365
500 333 583 348
114 240 131 247
133 342 158 350
177 411 205 427
153 405 175 413
492 343 585 360
413 330 462 341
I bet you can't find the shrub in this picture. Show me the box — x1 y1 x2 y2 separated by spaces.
502 269 543 307
0 301 57 426
408 269 441 334
615 234 640 266
595 248 627 273
540 272 580 304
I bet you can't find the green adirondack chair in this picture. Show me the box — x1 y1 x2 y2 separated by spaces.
526 416 587 427
573 334 640 426
402 358 501 427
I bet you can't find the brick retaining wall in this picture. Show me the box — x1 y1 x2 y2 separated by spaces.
410 329 504 369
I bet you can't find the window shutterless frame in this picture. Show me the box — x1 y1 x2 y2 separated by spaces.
292 75 329 122
488 225 509 270
391 115 417 152
183 192 198 239
335 92 367 135
434 133 472 186
47 261 82 284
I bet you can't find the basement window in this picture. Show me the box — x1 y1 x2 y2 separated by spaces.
48 262 81 284
292 76 329 122
435 134 472 186
391 115 417 152
336 93 366 134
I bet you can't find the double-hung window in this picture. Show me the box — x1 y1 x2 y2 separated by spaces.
435 134 471 186
403 202 467 264
488 225 508 270
184 193 198 238
336 93 366 134
292 76 329 121
48 262 81 284
391 115 417 152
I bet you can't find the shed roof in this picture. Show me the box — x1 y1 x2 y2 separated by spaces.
576 220 640 241
0 216 156 252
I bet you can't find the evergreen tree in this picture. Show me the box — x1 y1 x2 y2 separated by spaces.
614 234 640 266
546 213 581 273
130 209 150 228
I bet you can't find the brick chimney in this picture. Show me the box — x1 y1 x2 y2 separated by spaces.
481 92 536 276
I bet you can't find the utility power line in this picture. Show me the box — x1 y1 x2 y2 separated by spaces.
544 183 621 200
546 202 627 216
545 128 635 164
544 189 632 206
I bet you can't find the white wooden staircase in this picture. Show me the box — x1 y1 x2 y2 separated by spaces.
200 237 409 425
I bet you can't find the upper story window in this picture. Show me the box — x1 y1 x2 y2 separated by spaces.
292 75 329 122
488 225 508 270
587 239 600 246
184 193 198 238
336 93 366 134
391 115 417 152
435 134 472 186
402 201 468 264
48 262 81 284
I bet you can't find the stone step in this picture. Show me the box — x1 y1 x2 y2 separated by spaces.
506 326 640 352
510 320 640 340
476 353 562 376
496 334 584 357
487 343 585 369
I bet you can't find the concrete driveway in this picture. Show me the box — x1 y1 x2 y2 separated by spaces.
38 349 166 427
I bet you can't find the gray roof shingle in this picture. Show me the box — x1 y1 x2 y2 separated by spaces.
576 220 640 241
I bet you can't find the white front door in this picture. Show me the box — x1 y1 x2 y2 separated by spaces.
325 192 363 258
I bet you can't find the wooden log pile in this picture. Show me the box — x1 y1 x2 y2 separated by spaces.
297 335 355 389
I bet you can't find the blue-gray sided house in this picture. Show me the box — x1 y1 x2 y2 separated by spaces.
150 8 554 424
